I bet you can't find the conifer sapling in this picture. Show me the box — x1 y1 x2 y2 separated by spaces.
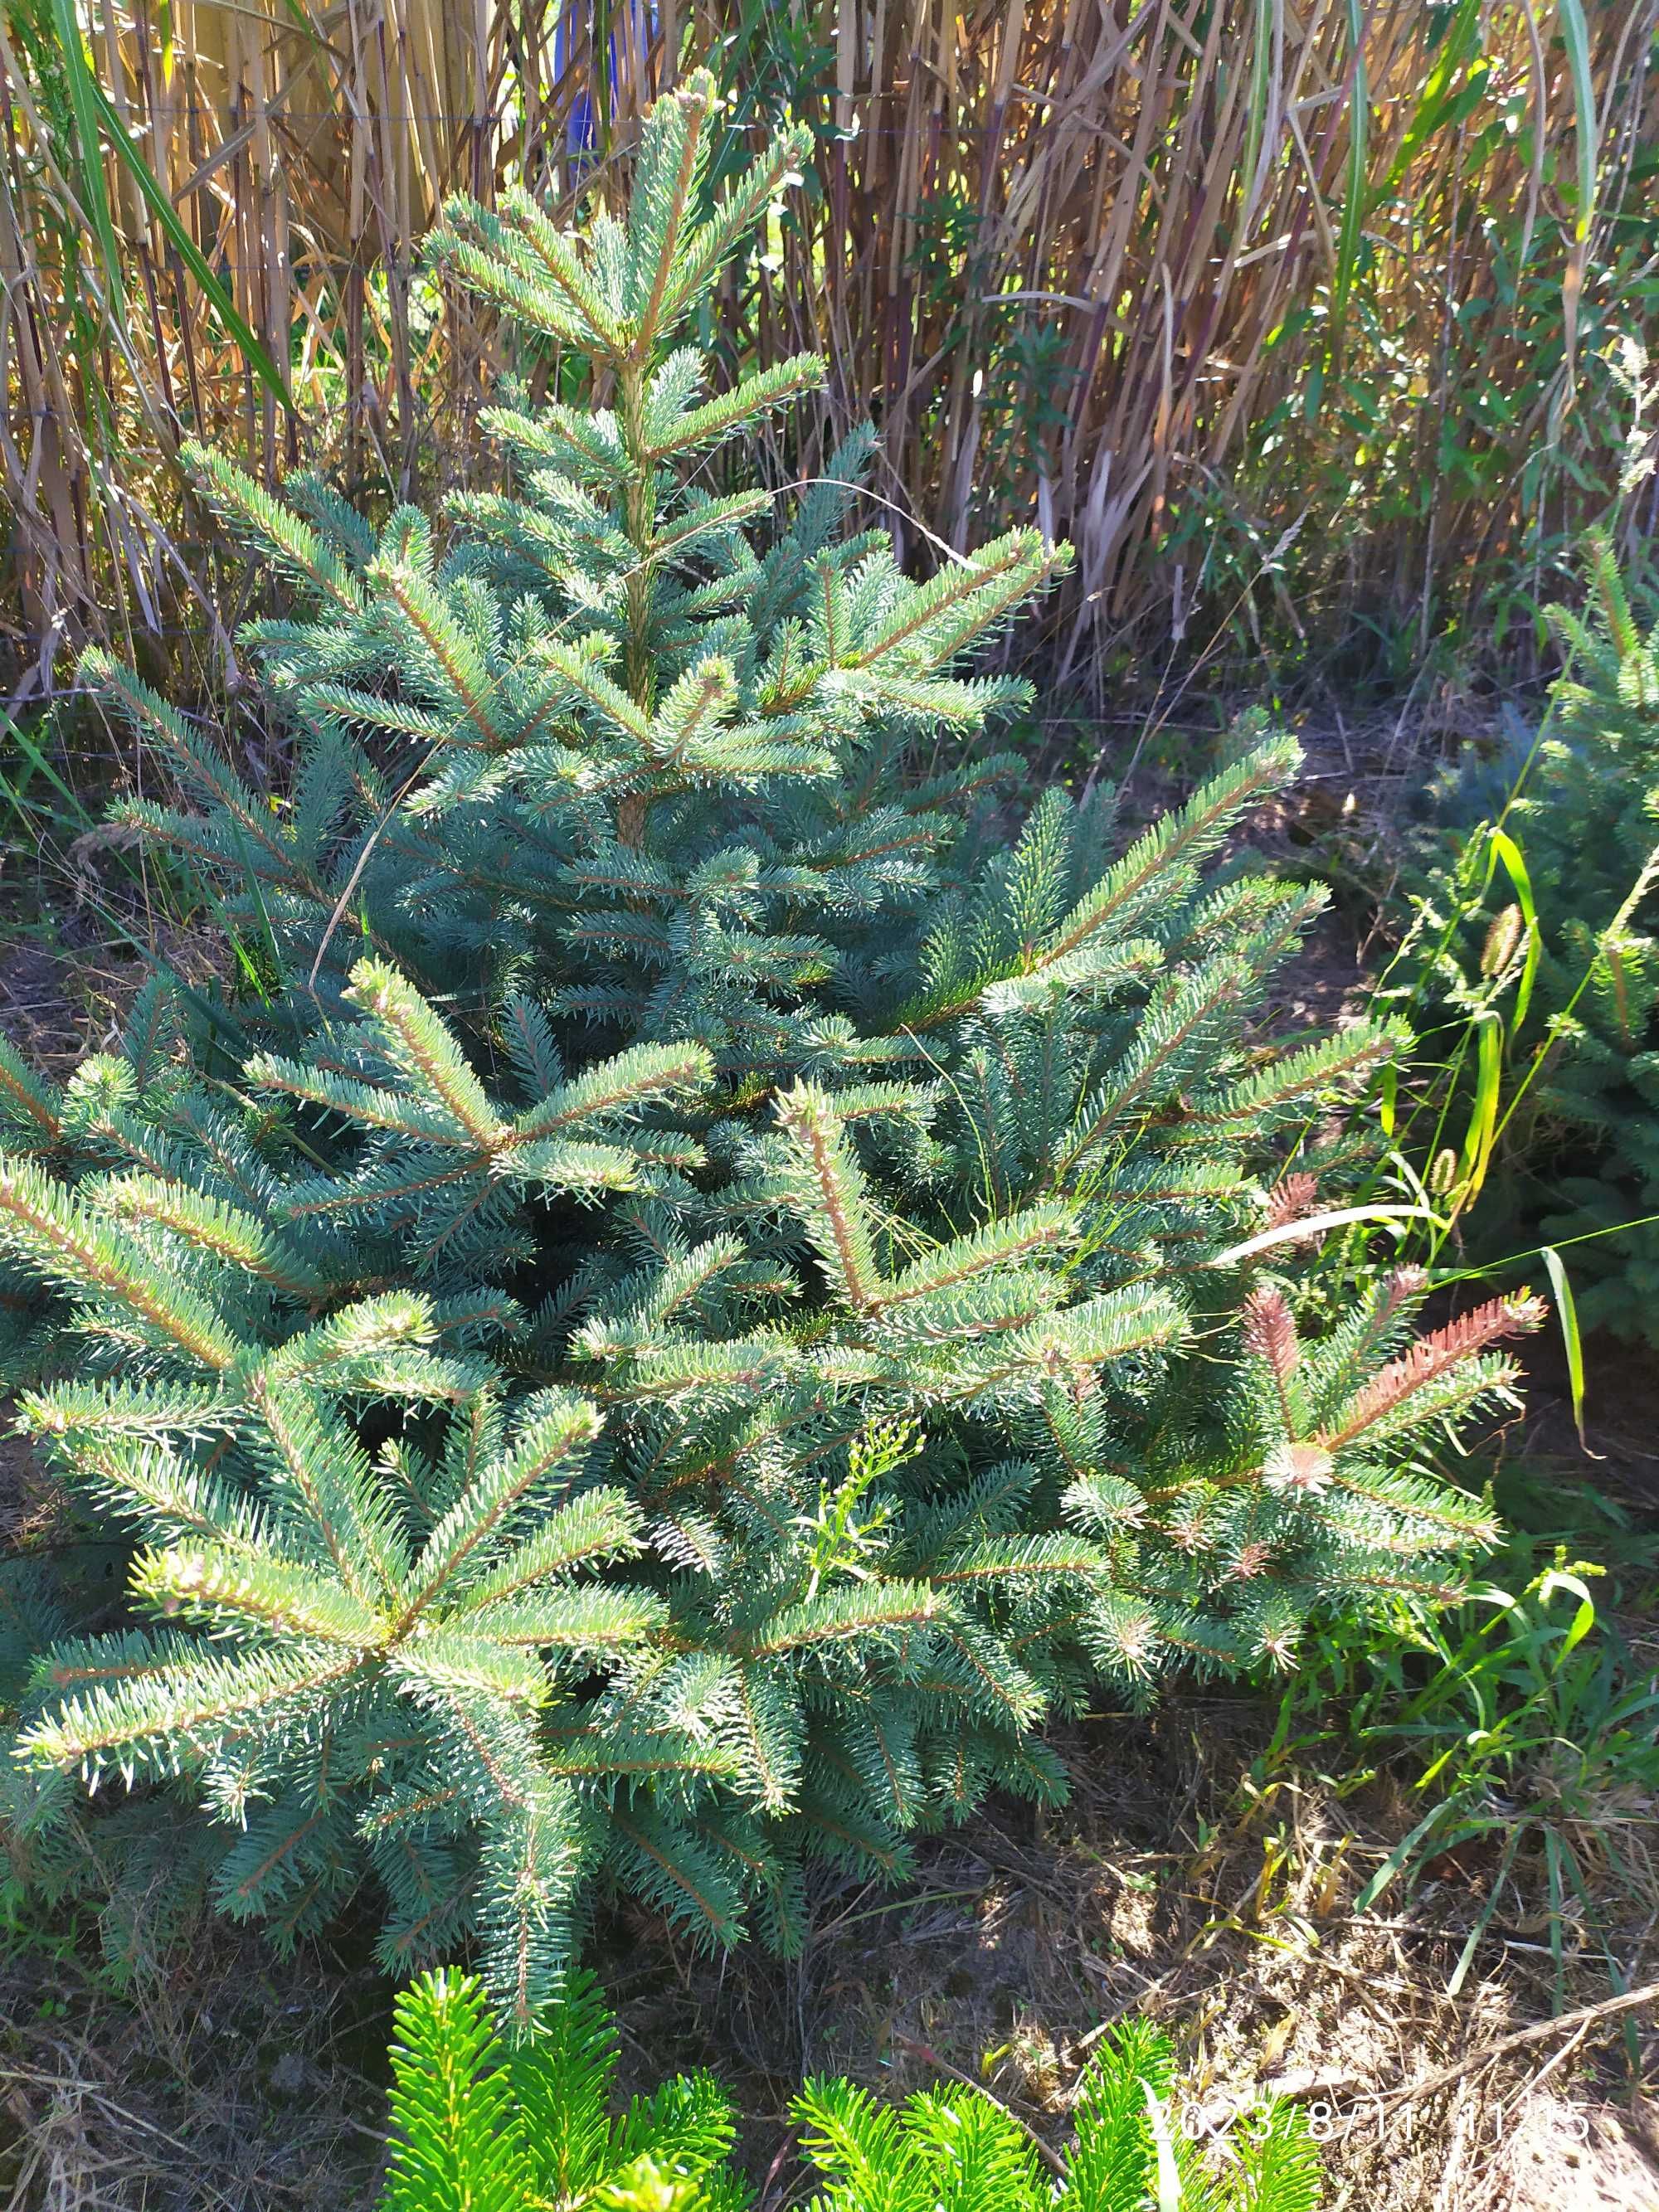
0 71 1538 2026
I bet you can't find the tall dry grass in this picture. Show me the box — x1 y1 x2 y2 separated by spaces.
1 0 1656 698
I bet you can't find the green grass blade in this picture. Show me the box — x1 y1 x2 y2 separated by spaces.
1241 0 1274 226
1331 0 1369 338
82 68 293 411
1454 1013 1503 1213
1539 1245 1588 1450
1558 0 1598 244
1557 0 1598 381
1487 829 1540 1026
46 0 124 312
1446 1823 1524 1997
1378 0 1483 202
0 711 94 830
1353 1791 1467 1911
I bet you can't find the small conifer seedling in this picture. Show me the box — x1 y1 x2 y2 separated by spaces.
0 72 1538 2025
378 1967 1324 2212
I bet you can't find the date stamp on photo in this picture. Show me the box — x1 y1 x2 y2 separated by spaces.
1177 2084 1595 2147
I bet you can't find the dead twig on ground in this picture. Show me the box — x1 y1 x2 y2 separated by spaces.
1384 1976 1659 2108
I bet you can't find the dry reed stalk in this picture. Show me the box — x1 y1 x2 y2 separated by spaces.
0 0 1654 698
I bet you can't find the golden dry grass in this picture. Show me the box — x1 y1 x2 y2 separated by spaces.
1 2 1655 695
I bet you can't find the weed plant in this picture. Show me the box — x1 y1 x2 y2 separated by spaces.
1374 523 1659 1344
1257 1475 1659 2010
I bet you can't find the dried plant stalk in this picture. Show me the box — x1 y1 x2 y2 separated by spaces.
0 0 1654 695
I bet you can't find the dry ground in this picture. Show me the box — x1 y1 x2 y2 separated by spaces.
2 1679 1655 2210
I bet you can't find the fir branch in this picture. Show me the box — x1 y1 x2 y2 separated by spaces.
648 353 829 462
659 112 815 324
44 1436 270 1553
96 1173 328 1300
626 67 713 353
395 1398 607 1626
929 1534 1112 1583
245 1373 408 1607
243 1057 484 1146
347 961 504 1149
1319 1294 1545 1450
183 443 365 614
853 530 1058 670
17 1645 362 1779
131 1543 384 1649
1241 1283 1300 1432
772 1083 885 1314
877 1204 1072 1312
0 1151 238 1371
509 1043 712 1145
742 1583 947 1658
382 1969 533 2210
0 1030 63 1143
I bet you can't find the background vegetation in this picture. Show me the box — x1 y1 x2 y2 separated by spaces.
2 0 1658 698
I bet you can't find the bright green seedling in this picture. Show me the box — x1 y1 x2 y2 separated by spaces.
380 1968 750 2210
379 1968 1323 2211
0 71 1539 2025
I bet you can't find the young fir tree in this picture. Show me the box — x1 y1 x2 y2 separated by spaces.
0 73 1538 2028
